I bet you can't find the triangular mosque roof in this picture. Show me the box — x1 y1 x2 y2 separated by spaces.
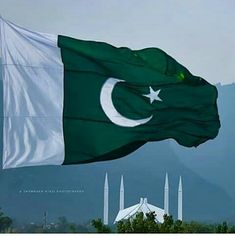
114 197 165 223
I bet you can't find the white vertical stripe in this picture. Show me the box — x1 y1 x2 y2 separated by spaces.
0 18 64 169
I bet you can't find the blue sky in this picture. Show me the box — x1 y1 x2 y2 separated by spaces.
1 0 235 84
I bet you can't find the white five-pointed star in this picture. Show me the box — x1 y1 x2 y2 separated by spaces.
143 87 162 104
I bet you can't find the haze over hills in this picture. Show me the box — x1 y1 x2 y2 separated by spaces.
0 63 235 224
0 140 234 224
171 83 235 206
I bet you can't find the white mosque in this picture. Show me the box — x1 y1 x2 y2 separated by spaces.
103 173 183 225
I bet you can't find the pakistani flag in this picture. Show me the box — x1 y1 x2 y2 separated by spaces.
0 19 220 169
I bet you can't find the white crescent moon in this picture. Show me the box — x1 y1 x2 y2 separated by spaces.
100 77 153 127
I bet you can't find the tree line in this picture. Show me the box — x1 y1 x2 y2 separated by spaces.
91 212 235 233
1 208 235 233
